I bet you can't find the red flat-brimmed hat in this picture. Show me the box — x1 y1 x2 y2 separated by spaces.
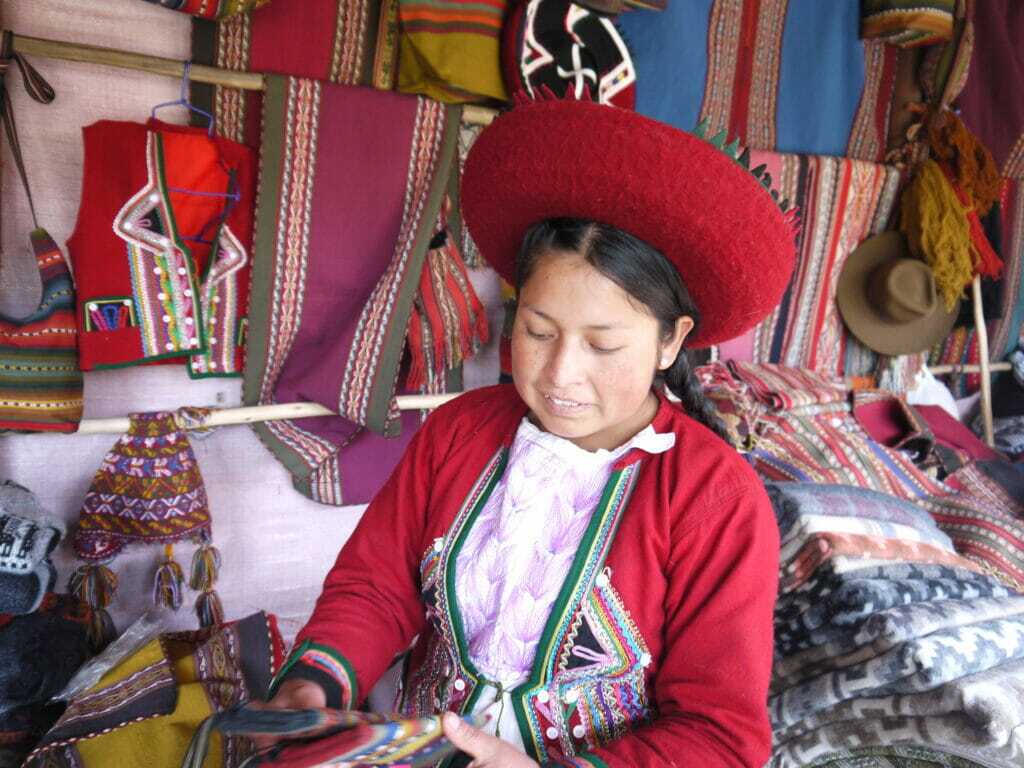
461 96 798 347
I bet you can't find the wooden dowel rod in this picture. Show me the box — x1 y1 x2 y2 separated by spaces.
8 32 497 125
971 276 995 447
75 393 461 435
930 362 1012 375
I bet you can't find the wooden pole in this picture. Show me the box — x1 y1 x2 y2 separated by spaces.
76 393 461 435
7 32 497 126
929 362 1012 375
971 276 995 447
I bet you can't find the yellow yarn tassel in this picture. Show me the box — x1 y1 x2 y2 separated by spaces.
928 110 1002 218
899 159 975 311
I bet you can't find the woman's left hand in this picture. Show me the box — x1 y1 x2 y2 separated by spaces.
442 712 540 768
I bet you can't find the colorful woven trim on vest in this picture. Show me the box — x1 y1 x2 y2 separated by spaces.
141 0 271 19
615 0 902 162
729 151 913 386
0 229 83 433
270 640 358 710
241 76 460 506
67 121 256 378
190 0 400 144
928 178 1024 396
397 0 509 103
25 611 283 768
860 0 955 48
958 0 1024 179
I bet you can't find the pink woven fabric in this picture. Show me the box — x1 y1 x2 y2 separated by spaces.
454 417 674 686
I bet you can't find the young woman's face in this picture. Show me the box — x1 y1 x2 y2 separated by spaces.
511 250 687 452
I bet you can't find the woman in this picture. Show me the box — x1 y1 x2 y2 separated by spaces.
263 96 796 767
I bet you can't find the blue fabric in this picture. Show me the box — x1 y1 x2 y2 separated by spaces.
775 0 864 156
614 2 713 133
615 0 868 157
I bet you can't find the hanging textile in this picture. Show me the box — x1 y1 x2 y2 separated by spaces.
859 0 955 48
502 0 637 108
397 0 509 103
956 0 1024 178
733 150 907 382
243 77 461 506
191 0 400 143
140 0 270 18
66 120 256 378
0 34 83 433
615 0 901 162
25 612 283 768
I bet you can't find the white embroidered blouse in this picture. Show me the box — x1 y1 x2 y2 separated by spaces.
453 416 676 690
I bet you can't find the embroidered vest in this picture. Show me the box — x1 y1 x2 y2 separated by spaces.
67 120 254 377
402 449 656 765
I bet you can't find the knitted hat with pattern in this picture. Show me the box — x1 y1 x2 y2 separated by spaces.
70 412 223 647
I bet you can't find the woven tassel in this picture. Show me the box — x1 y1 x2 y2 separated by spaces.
68 564 119 649
68 563 118 608
195 589 224 628
937 163 1004 279
928 110 1002 218
900 159 975 311
153 544 185 610
189 543 222 591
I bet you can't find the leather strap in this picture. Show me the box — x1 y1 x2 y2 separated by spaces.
0 30 57 230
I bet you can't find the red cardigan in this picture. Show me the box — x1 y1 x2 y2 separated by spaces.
275 385 779 767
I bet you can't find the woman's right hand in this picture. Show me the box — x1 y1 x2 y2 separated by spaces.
248 679 328 750
263 678 328 709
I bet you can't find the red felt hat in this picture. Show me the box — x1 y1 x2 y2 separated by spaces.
461 97 798 347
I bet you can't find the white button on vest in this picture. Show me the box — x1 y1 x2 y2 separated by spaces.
165 343 174 351
433 538 444 552
595 574 609 589
640 653 652 667
162 315 171 323
178 267 187 276
184 289 193 297
157 293 166 300
572 725 586 739
153 267 162 275
545 727 559 740
563 689 579 704
453 679 465 691
536 691 549 703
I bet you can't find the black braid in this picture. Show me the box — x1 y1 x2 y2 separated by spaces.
658 350 731 442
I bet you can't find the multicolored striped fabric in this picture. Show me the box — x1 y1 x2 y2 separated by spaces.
921 462 1024 593
750 409 949 502
243 76 461 505
616 0 903 162
741 150 903 379
141 0 269 19
190 0 400 143
183 704 488 767
0 229 83 433
728 361 849 411
860 0 955 48
397 0 509 103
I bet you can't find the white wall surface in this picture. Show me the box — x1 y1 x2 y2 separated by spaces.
0 0 501 644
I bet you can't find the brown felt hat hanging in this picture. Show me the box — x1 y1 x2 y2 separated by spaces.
837 231 958 357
